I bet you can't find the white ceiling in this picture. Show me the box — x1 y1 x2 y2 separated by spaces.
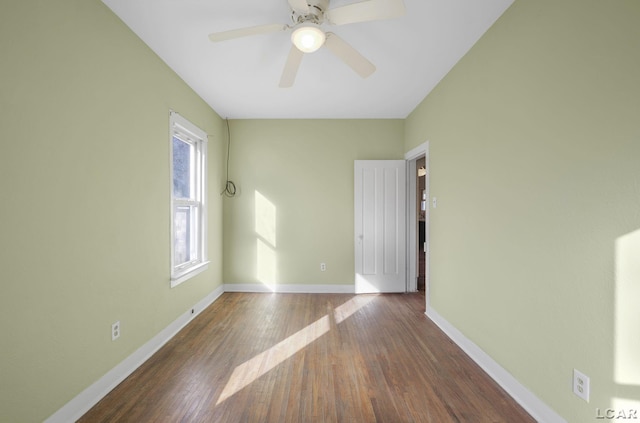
101 0 514 119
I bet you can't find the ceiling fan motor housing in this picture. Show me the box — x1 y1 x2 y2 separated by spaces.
291 0 329 25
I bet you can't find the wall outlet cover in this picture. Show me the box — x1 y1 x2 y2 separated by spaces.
111 321 121 341
573 369 590 402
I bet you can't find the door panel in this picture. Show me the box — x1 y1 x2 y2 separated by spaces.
355 160 406 293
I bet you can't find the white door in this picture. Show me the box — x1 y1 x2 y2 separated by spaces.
354 160 407 293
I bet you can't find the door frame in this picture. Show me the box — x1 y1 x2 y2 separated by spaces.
405 141 430 308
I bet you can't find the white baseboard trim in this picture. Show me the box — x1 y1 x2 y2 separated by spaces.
223 283 355 294
425 308 566 423
45 285 225 423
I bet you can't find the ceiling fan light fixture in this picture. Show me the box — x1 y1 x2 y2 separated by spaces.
291 24 326 53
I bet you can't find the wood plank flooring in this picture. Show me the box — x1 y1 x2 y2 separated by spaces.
79 293 535 422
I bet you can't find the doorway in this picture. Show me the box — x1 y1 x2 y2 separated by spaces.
416 156 427 293
405 142 429 309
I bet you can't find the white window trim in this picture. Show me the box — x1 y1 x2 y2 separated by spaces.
169 111 209 288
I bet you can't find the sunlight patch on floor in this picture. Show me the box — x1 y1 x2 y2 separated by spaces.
216 295 377 404
334 294 376 324
216 315 330 404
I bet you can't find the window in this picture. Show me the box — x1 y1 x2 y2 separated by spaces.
170 111 208 287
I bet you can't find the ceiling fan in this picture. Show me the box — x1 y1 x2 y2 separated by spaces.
208 0 406 87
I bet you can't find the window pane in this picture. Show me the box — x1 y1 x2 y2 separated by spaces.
173 137 191 199
174 206 192 266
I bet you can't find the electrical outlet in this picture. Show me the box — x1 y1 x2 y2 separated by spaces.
111 321 121 341
573 369 590 402
320 262 326 272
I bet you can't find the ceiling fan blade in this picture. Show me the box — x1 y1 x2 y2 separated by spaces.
326 0 405 26
288 0 310 14
279 46 305 88
209 23 287 42
324 32 376 78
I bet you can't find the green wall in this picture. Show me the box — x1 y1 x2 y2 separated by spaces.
223 119 404 288
4 0 639 422
0 1 225 421
406 0 640 421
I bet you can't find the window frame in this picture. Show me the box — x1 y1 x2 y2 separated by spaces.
169 111 209 287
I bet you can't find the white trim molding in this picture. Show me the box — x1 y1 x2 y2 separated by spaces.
45 285 225 423
426 307 567 423
405 141 429 161
223 283 355 294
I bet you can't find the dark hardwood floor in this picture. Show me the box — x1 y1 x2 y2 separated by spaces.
79 292 534 422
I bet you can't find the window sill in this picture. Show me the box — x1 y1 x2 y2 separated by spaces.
171 261 210 288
